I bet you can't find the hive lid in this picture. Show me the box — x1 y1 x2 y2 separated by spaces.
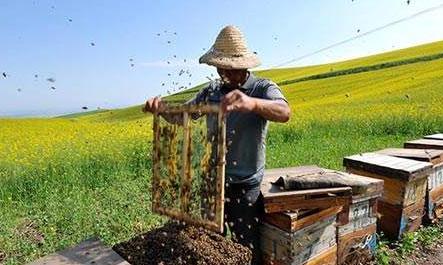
263 166 383 197
424 134 443 141
261 166 351 213
343 153 433 181
376 148 443 165
322 169 384 199
405 139 443 150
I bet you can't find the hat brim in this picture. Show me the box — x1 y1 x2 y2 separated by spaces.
199 52 261 69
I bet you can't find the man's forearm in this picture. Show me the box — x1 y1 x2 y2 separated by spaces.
253 99 291 123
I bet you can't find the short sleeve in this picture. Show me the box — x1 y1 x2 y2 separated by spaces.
261 81 287 102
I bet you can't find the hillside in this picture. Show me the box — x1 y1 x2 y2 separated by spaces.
63 40 443 123
2 40 443 265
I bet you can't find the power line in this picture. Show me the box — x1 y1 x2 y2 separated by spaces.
275 3 443 68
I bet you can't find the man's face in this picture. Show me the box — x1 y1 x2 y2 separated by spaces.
217 68 248 88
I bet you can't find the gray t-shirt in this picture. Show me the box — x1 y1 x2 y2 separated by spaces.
188 73 287 186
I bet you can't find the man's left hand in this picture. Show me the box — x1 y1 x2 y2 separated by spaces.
221 90 257 113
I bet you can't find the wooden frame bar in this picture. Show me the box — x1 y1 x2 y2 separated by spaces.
215 107 226 229
152 111 161 210
151 104 226 233
159 104 220 114
180 112 191 212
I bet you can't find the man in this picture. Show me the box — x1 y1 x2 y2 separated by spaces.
144 25 290 264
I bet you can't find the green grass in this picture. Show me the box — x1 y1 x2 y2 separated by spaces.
1 40 443 264
375 225 443 265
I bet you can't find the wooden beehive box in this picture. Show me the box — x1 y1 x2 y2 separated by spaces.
424 134 443 141
343 153 433 239
333 171 383 265
405 139 443 150
260 166 349 265
261 215 337 265
376 148 443 222
260 166 352 214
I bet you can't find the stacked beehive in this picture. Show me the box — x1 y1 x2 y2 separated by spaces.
403 135 443 222
334 172 383 264
376 148 443 222
343 153 433 239
260 166 352 265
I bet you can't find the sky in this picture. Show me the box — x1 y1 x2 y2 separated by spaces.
1 0 443 117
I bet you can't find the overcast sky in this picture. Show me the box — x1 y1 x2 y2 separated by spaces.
1 0 443 117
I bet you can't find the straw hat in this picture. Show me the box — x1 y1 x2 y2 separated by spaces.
199 25 261 69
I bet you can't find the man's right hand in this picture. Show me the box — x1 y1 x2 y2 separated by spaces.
142 97 165 113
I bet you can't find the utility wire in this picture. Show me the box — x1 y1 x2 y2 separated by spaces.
275 3 443 68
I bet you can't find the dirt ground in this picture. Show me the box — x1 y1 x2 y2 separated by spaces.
407 241 443 265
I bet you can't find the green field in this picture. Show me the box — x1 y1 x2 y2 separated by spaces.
1 40 443 264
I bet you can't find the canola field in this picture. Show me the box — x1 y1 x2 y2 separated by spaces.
1 41 443 264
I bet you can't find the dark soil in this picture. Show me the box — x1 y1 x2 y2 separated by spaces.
113 222 252 265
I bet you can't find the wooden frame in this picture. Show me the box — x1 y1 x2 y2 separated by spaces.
152 104 226 233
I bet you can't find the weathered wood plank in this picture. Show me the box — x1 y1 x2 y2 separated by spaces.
264 186 352 199
264 194 351 214
261 218 337 265
337 224 377 265
430 182 443 202
262 166 362 213
424 134 443 141
344 153 433 181
215 108 226 233
338 216 377 236
263 245 337 265
429 184 443 221
304 245 337 265
347 168 426 207
405 139 443 150
376 148 443 164
377 199 425 240
28 238 129 265
429 164 443 191
264 207 342 233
